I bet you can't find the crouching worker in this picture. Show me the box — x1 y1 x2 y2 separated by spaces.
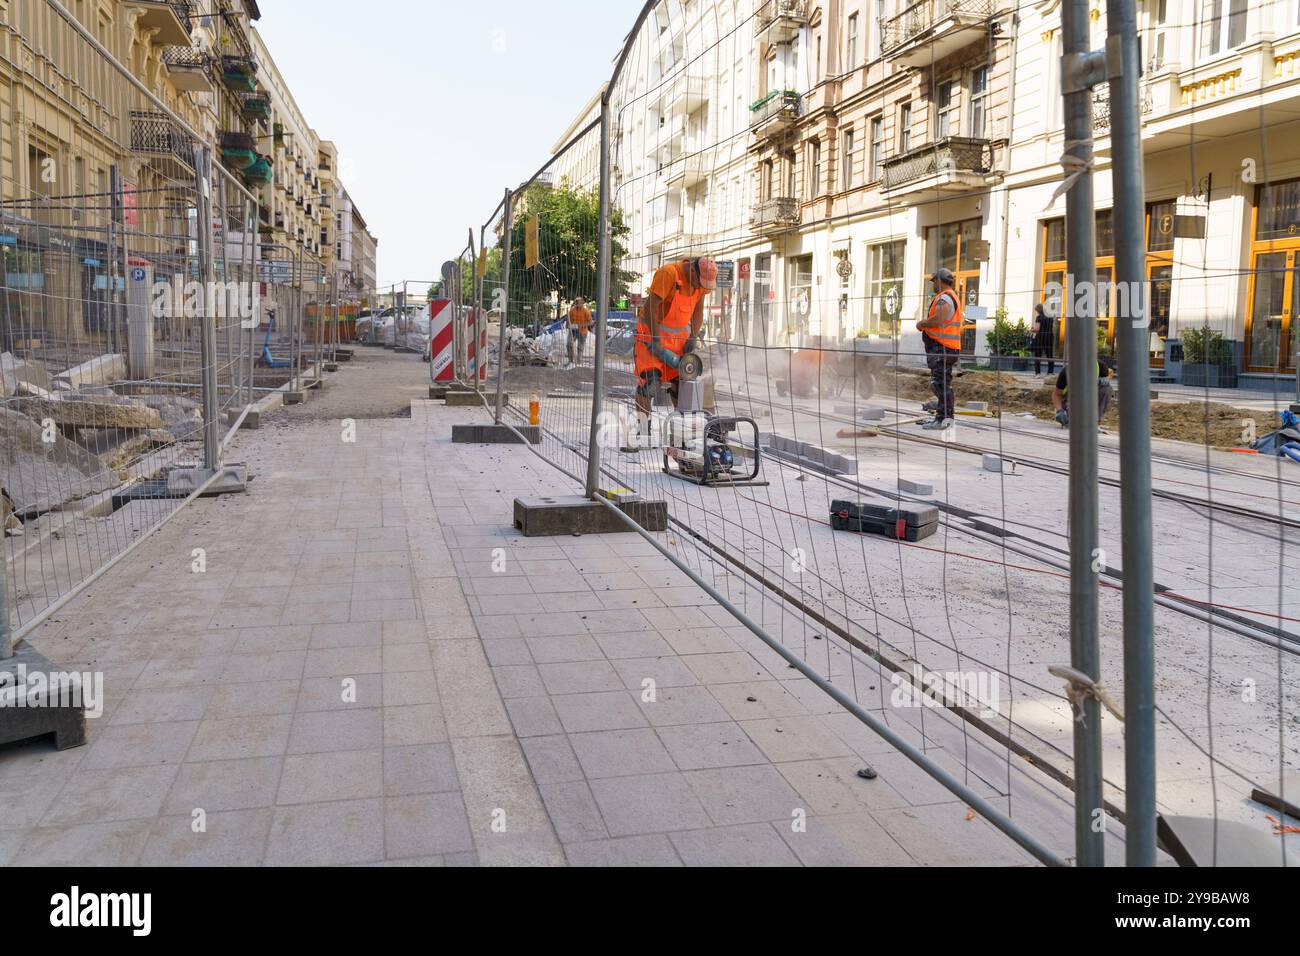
633 257 717 441
1053 358 1114 428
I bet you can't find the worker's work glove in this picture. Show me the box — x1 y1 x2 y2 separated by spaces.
684 336 699 355
1055 409 1069 428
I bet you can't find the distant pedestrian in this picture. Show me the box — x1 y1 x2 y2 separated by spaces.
567 297 593 364
916 267 962 430
1053 359 1114 428
1031 302 1057 376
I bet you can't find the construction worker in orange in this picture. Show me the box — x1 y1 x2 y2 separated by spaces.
634 257 717 439
567 296 593 365
916 267 963 430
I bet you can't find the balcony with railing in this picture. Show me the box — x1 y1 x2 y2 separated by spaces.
1091 82 1155 133
659 75 708 118
664 150 713 189
880 136 993 196
130 110 195 169
132 1 193 47
221 54 257 91
750 90 800 136
751 196 801 234
161 46 213 93
219 130 257 169
880 0 994 69
754 0 807 44
240 90 271 121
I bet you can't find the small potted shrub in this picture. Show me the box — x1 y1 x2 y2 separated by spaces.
1181 326 1237 388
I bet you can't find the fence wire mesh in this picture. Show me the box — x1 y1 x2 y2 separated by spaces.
447 0 1300 866
2 1 263 640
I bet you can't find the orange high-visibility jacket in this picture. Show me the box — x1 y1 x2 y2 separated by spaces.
924 290 963 351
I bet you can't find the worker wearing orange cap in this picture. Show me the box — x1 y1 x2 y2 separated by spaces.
634 257 717 438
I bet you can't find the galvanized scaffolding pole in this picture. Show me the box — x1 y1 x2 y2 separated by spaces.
1060 0 1105 867
1106 0 1157 868
195 147 220 472
584 94 612 500
495 188 513 424
1 538 11 660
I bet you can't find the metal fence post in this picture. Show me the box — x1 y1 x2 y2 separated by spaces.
1 538 11 660
1060 0 1105 867
469 228 480 392
495 188 513 424
1106 0 1157 868
584 93 611 500
195 146 220 471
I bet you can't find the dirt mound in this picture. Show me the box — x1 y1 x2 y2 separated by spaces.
879 365 1272 448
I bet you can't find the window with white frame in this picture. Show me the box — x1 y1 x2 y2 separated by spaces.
899 101 912 153
867 239 906 334
1148 0 1168 70
1200 0 1248 58
936 79 957 138
809 139 821 195
842 126 856 190
968 65 988 138
869 116 884 181
846 13 859 69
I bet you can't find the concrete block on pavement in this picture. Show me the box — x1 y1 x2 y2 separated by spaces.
452 424 540 444
513 495 668 537
899 478 934 495
0 645 87 750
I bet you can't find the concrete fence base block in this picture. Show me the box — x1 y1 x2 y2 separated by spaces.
982 454 1003 473
446 390 502 408
429 382 473 400
513 495 668 537
225 408 261 429
167 463 248 497
899 478 934 495
453 424 540 445
283 391 306 405
1158 814 1297 867
964 401 989 413
860 407 886 421
0 645 87 750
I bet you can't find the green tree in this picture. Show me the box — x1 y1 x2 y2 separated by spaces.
503 178 637 327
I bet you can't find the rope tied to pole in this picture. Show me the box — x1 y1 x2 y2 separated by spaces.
1046 139 1096 208
1048 664 1125 725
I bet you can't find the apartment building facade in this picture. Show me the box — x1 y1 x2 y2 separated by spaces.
249 24 321 264
1 1 374 354
336 183 378 308
602 0 1300 387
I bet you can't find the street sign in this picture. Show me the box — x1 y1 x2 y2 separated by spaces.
716 260 735 289
525 215 540 268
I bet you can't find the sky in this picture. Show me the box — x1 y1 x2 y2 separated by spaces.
255 0 640 289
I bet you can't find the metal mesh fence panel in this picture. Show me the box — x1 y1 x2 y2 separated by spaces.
2 1 260 640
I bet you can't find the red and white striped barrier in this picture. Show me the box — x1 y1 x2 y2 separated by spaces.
467 308 488 382
429 298 454 382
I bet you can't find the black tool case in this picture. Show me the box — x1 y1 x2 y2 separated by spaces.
830 500 939 542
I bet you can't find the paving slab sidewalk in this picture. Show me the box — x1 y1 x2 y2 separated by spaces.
1 361 1079 866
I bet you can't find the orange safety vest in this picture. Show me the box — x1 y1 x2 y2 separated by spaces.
568 305 593 331
924 289 963 351
635 261 704 381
